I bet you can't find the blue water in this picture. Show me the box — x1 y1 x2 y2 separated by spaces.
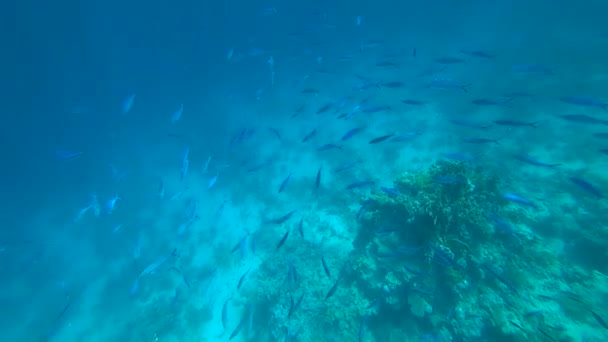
3 0 608 341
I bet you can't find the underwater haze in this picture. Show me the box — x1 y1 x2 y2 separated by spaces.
4 0 608 341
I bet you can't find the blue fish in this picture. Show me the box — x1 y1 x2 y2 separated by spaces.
513 154 560 168
106 193 121 214
171 103 184 124
55 150 83 160
569 177 603 198
560 96 607 111
380 187 400 197
122 94 136 114
341 126 365 141
279 172 292 193
346 180 375 190
503 193 537 209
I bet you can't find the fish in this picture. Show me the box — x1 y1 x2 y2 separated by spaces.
287 261 298 286
536 327 556 341
266 210 297 224
473 98 513 106
301 88 319 96
591 311 608 330
208 172 219 189
359 315 369 342
269 127 282 141
203 155 212 174
229 312 247 340
460 50 496 59
523 309 544 318
380 187 400 196
177 215 200 235
289 293 305 319
480 263 519 295
298 218 304 238
302 129 317 143
122 94 136 114
139 256 169 278
503 193 537 209
158 180 165 200
335 159 362 173
106 193 121 214
130 278 140 296
287 294 295 319
492 120 538 127
427 78 470 92
432 175 466 184
260 6 278 15
463 137 502 145
369 133 395 144
449 119 492 129
237 269 251 290
342 126 365 141
316 103 332 114
290 104 305 119
503 91 534 100
353 81 381 92
277 229 290 249
55 150 83 160
431 245 458 268
346 180 375 190
317 143 343 151
375 60 398 67
569 177 603 198
417 65 448 77
316 167 322 189
247 160 272 173
513 154 560 168
441 152 476 162
362 105 391 114
222 297 232 329
321 256 331 278
509 321 525 332
557 114 608 125
402 99 426 106
560 96 608 111
231 235 249 254
380 81 406 88
170 187 189 201
180 147 190 181
112 224 123 234
279 172 292 193
511 64 555 75
593 133 608 139
435 57 466 64
325 278 340 300
171 104 184 124
391 132 420 142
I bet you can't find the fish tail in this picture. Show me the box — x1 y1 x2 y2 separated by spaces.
530 121 540 128
494 137 504 145
461 84 471 93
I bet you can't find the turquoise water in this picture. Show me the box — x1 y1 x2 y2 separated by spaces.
3 1 608 341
